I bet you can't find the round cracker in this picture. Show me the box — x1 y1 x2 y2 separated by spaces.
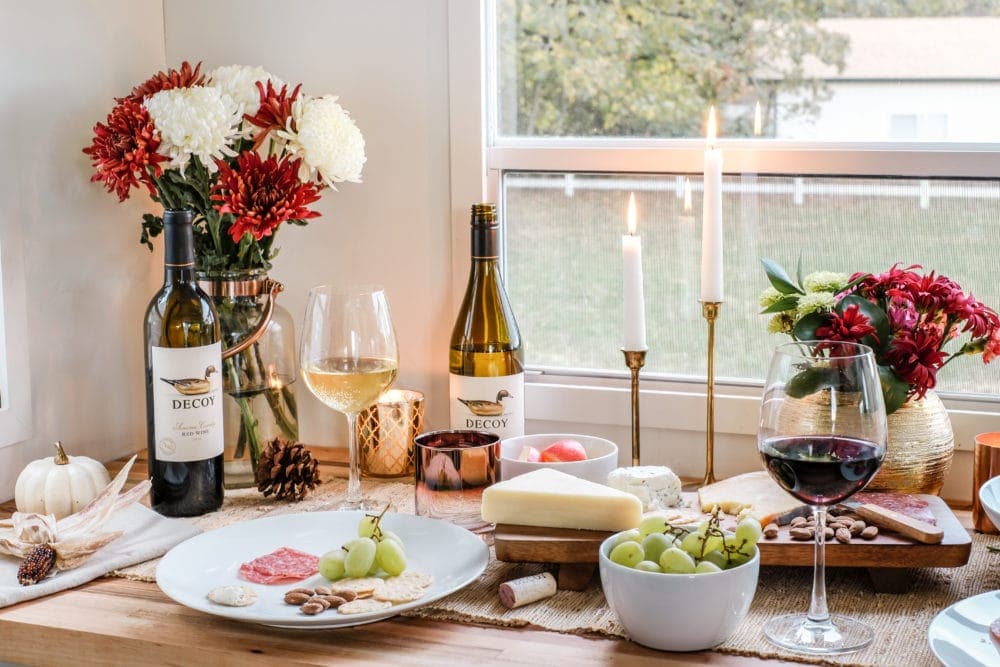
374 582 427 603
331 577 385 596
391 571 434 588
338 598 392 615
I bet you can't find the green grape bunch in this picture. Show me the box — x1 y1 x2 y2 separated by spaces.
318 504 408 581
609 509 762 574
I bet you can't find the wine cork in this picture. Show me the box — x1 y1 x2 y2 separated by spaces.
498 572 557 609
974 433 1000 534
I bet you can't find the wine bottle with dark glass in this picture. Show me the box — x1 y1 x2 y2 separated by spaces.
144 209 224 516
449 203 524 439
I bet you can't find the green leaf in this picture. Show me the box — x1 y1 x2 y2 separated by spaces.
760 258 804 295
796 253 804 289
792 312 826 341
842 272 870 294
836 295 890 353
760 295 800 314
878 365 910 415
786 367 836 399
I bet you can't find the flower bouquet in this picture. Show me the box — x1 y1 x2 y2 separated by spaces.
84 61 366 484
760 259 1000 414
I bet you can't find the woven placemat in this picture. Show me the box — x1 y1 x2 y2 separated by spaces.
113 477 1000 666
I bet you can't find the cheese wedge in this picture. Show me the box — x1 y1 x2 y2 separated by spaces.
697 470 802 525
481 468 642 532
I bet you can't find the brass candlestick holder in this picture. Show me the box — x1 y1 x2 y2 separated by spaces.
702 301 722 486
622 349 647 466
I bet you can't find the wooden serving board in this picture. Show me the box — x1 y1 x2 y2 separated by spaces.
757 494 970 568
494 493 971 592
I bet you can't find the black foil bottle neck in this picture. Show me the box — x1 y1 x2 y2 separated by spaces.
470 203 499 260
163 209 196 281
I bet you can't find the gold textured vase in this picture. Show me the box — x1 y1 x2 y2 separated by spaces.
867 390 953 495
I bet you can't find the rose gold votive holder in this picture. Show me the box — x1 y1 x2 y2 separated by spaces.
973 432 1000 534
357 389 424 478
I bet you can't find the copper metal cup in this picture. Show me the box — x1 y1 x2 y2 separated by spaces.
414 429 500 533
973 432 1000 534
357 389 424 478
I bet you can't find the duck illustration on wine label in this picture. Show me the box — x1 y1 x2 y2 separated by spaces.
159 365 217 396
456 389 512 417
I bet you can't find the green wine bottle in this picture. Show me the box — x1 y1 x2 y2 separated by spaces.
144 209 224 517
448 203 524 438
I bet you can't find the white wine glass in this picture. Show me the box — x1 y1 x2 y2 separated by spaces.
758 340 887 655
301 285 398 510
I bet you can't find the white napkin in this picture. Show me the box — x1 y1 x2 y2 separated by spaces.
0 503 201 608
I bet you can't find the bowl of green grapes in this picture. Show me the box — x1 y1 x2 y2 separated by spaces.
598 511 762 652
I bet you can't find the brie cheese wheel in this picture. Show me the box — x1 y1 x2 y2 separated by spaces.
607 466 682 511
697 470 801 525
481 468 642 532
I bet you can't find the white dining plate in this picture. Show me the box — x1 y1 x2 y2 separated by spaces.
928 590 1000 667
156 511 488 629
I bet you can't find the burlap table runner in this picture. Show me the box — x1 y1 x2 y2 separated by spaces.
114 477 1000 666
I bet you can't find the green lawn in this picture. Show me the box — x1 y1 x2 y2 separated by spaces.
505 173 1000 396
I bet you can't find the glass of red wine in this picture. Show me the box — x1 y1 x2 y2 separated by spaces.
758 340 887 655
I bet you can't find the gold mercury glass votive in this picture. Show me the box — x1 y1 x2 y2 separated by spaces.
357 389 425 478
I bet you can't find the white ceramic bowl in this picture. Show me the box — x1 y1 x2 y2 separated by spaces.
978 476 1000 532
500 433 618 484
598 533 760 652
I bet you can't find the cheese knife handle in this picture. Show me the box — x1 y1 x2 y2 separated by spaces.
853 503 944 544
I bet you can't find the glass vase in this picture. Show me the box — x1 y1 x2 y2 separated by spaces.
198 270 299 489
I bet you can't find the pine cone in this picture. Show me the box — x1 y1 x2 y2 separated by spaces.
18 544 56 586
256 438 321 502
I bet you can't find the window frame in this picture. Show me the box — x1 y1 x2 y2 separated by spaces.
448 0 1000 454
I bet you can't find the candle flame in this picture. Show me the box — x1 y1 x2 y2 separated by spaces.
707 106 717 148
627 192 637 235
753 101 762 137
683 178 692 212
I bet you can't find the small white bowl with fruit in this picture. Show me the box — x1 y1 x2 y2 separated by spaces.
500 434 618 484
598 512 762 652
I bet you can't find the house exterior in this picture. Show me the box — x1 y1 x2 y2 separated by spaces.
776 17 1000 141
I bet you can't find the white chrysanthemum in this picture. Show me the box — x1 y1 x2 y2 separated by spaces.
145 86 241 172
280 95 365 187
207 64 283 116
758 287 784 309
803 271 848 294
796 291 836 318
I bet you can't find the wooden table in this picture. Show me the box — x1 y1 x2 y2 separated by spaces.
0 450 970 666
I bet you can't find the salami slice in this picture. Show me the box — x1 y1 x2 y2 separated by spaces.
853 492 937 526
239 547 319 584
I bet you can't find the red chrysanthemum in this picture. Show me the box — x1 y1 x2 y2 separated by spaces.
816 304 879 345
126 61 206 102
211 152 321 242
885 328 948 399
984 329 1000 364
243 81 302 151
82 98 167 202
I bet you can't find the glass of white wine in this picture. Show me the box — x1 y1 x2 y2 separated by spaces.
301 285 399 510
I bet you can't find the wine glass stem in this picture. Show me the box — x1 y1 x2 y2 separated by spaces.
345 411 362 505
808 505 830 624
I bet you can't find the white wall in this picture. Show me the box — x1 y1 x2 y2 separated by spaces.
0 0 165 498
163 0 454 447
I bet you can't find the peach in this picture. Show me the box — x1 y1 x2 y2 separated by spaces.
540 439 587 463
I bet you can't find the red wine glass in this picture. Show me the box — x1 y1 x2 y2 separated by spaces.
757 340 887 655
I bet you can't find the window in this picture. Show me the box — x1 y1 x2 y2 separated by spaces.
449 2 1000 443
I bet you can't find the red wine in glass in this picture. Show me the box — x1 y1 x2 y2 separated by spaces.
761 435 882 506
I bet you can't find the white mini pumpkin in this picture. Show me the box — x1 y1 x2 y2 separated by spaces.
14 442 111 519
